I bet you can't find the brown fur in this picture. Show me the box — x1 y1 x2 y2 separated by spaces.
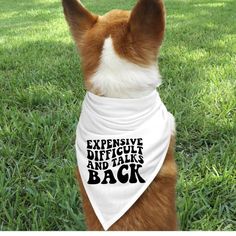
62 0 178 230
62 0 165 93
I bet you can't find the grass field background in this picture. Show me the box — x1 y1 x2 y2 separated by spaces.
0 0 235 231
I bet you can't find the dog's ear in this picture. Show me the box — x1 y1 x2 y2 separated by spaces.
129 0 165 49
62 0 98 47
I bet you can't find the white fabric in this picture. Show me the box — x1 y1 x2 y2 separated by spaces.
75 90 173 230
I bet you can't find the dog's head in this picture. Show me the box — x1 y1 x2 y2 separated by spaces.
62 0 165 97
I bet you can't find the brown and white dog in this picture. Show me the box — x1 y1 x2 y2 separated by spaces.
62 0 177 231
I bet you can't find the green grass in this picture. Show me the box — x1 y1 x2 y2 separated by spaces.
0 0 235 231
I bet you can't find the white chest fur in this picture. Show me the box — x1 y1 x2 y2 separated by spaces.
90 37 162 99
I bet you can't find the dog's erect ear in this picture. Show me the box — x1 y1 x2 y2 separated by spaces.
62 0 98 47
129 0 165 48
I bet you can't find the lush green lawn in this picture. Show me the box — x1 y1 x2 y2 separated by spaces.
0 0 235 231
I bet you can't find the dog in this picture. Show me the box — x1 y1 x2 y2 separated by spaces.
62 0 177 231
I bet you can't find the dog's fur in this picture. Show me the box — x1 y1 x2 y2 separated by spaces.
62 0 177 230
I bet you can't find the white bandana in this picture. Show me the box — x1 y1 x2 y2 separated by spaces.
75 90 174 230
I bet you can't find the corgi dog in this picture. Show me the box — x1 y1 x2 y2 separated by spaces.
62 0 177 231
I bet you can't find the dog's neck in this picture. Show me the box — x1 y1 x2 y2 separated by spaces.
89 37 161 99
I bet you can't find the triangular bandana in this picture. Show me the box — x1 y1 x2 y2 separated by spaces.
75 90 173 230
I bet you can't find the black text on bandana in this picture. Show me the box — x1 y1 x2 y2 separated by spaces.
86 138 146 184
